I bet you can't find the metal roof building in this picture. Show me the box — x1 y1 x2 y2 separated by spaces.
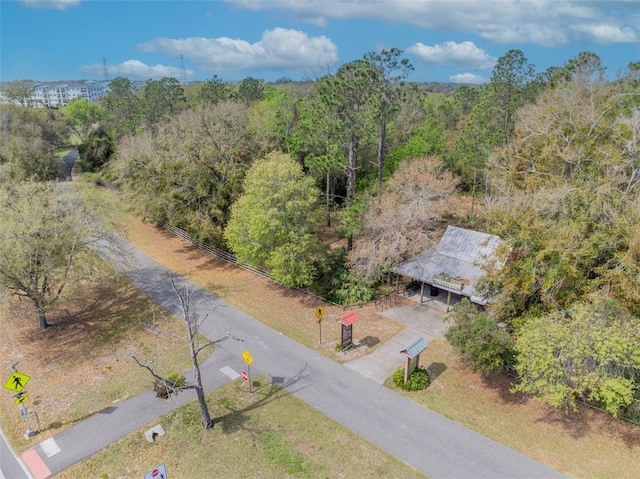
390 225 505 305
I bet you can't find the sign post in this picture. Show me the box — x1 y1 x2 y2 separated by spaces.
4 366 36 438
336 312 360 352
144 463 167 479
314 306 325 344
242 350 253 393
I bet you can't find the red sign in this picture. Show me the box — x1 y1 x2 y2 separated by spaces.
242 371 248 381
151 470 159 477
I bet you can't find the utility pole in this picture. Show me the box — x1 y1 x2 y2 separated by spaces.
180 54 187 84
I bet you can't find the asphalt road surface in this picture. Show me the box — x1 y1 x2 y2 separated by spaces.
2 237 567 479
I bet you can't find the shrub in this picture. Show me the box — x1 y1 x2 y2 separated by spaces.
153 373 186 399
393 367 430 391
445 299 514 372
78 125 115 172
326 271 376 306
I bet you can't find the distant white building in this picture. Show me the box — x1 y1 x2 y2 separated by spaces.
0 80 111 108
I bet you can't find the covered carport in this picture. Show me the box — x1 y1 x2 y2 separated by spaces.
390 225 505 311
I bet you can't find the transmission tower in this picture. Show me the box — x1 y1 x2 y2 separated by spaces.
180 54 187 84
103 57 109 81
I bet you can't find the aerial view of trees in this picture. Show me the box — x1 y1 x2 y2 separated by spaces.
225 151 322 287
0 181 125 329
2 48 638 421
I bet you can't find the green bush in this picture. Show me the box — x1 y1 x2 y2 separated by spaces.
445 299 514 373
78 125 115 172
326 271 376 306
392 367 430 391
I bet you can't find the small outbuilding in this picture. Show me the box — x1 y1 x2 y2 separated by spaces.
400 337 428 383
390 225 505 310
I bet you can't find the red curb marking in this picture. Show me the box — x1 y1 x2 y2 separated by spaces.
21 448 52 479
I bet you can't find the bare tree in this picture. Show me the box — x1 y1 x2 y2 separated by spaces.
348 156 458 279
132 276 227 429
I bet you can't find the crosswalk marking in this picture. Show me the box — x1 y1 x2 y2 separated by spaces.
220 366 240 380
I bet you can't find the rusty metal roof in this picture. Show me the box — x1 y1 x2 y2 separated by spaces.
390 226 504 305
337 311 360 326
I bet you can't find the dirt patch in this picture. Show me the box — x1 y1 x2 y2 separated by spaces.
0 273 196 450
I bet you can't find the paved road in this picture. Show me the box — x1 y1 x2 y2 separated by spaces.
8 240 567 479
0 428 32 479
61 148 78 181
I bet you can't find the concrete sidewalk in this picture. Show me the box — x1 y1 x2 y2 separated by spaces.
346 301 450 383
16 242 566 479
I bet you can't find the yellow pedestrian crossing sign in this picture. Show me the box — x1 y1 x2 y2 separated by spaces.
242 350 253 365
4 372 30 393
314 306 325 320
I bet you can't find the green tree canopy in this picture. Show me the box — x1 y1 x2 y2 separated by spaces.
141 77 186 129
482 60 640 322
224 151 322 287
0 79 36 107
78 124 115 172
0 181 125 329
233 77 265 104
0 104 69 181
513 298 640 418
111 102 263 245
197 75 231 105
100 77 142 139
64 98 103 143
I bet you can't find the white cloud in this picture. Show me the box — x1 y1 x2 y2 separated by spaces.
225 0 639 47
570 24 637 44
450 73 487 84
137 28 338 75
478 24 569 47
407 41 496 70
19 0 80 9
79 60 194 81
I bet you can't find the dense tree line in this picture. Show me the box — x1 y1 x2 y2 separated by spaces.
2 50 638 421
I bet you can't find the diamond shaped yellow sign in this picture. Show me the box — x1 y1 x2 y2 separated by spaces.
242 350 253 365
4 372 30 393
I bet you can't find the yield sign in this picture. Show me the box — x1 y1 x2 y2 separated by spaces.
4 372 30 393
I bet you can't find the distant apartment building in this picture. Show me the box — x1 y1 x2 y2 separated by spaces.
0 80 111 108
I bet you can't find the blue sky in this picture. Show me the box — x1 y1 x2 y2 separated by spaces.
1 0 639 84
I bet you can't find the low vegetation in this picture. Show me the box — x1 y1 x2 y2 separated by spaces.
392 367 430 391
55 378 426 479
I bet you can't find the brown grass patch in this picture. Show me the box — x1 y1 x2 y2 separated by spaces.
0 272 198 451
125 217 405 362
387 339 640 479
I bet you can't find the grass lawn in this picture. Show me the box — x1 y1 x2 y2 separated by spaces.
386 340 640 479
56 377 426 479
54 146 75 158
